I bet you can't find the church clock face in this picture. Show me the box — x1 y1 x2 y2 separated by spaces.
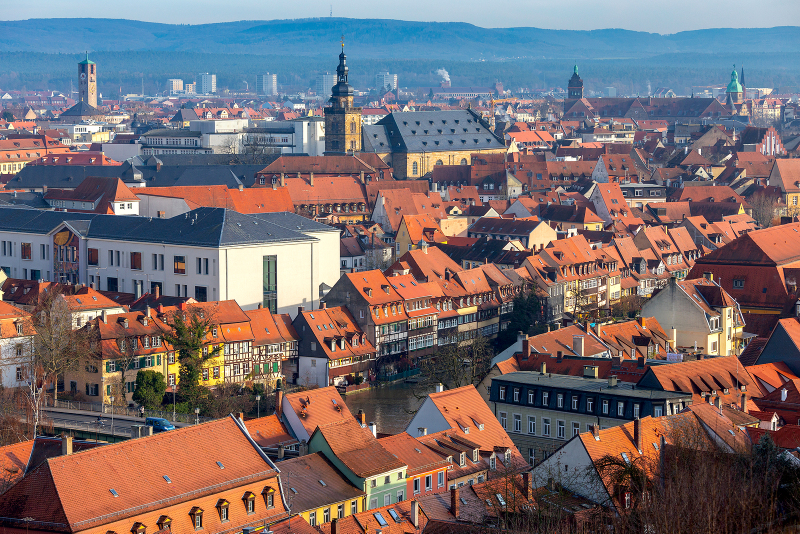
80 73 86 81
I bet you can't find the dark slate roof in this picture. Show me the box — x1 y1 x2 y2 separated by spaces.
84 208 319 247
437 237 511 264
0 208 97 234
0 192 49 209
170 108 199 122
364 109 504 154
0 207 332 247
60 101 103 117
7 163 267 190
362 124 391 153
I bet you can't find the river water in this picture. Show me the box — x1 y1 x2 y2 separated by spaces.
343 381 437 435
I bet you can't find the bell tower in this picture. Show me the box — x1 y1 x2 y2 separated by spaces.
324 39 362 154
567 64 583 100
78 52 97 108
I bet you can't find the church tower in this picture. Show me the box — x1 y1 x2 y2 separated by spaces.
78 52 97 108
567 64 583 100
726 64 743 107
324 41 362 154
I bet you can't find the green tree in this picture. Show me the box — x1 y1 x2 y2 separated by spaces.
493 292 545 351
132 369 167 409
159 307 221 410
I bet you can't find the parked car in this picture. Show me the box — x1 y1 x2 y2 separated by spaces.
145 417 175 433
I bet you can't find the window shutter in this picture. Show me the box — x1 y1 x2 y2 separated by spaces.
253 364 260 374
139 356 146 369
157 354 161 366
105 361 111 373
273 362 279 373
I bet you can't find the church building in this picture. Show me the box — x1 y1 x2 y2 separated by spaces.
78 52 98 108
324 43 362 154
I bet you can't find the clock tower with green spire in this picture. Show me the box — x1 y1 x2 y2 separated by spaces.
726 64 743 105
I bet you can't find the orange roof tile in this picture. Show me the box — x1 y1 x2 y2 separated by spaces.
314 418 406 478
283 386 355 439
244 415 297 448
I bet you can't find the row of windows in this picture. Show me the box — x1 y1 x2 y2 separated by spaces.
88 250 213 276
498 386 661 418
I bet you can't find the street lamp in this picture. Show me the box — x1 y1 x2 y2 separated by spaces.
172 385 176 422
194 407 200 425
109 396 115 437
22 516 33 534
256 395 261 419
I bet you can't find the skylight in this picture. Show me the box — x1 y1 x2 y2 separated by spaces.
496 494 506 506
290 487 298 494
216 461 224 469
318 480 327 487
374 513 389 527
388 509 401 523
163 475 172 483
110 489 119 497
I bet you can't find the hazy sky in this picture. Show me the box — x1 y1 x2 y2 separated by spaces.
5 0 799 33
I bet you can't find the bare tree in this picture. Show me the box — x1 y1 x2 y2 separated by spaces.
749 190 778 228
416 333 494 394
23 289 92 436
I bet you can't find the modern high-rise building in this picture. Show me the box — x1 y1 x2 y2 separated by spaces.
199 73 217 94
167 79 184 92
375 72 398 91
78 52 98 108
315 73 336 96
256 73 278 96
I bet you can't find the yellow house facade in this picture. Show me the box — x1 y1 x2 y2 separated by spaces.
166 344 226 389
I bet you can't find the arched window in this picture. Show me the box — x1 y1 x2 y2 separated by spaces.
412 161 418 175
350 122 356 134
460 158 468 165
435 160 443 166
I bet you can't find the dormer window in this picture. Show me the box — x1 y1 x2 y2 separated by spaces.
504 449 511 463
459 452 466 466
187 507 203 530
131 522 146 534
242 491 256 514
156 516 171 531
262 486 275 508
473 449 479 462
490 455 496 470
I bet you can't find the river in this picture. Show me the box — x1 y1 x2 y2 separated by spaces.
343 381 437 435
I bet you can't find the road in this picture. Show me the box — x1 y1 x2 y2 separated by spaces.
42 407 191 438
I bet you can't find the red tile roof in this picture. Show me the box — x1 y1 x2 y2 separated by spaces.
314 418 406 478
244 415 297 448
282 386 355 439
137 185 295 213
378 432 450 477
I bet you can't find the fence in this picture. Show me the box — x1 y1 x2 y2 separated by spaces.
376 368 420 382
46 399 213 424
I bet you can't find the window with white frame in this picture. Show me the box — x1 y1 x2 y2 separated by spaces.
528 416 536 435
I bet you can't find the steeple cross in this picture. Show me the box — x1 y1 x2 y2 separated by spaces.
340 34 345 48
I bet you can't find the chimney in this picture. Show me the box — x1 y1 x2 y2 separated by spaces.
540 362 547 374
331 518 339 534
43 185 48 193
637 356 645 368
157 304 164 314
608 375 618 387
741 393 748 414
703 271 713 281
714 396 721 411
634 417 642 452
573 335 584 357
356 409 366 427
320 302 327 310
368 422 377 437
522 338 530 359
547 477 556 491
238 183 244 191
61 435 73 456
583 365 598 379
556 350 563 362
522 471 531 500
278 444 285 459
638 316 646 329
781 388 788 402
435 383 444 393
154 284 160 299
299 439 308 456
360 171 365 184
412 501 420 528
101 310 108 323
275 386 283 418
451 487 460 517
297 305 305 316
280 173 285 187
418 427 427 436
309 172 314 186
237 412 244 422
669 328 677 349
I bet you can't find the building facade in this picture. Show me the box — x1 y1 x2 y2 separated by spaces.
78 53 98 108
324 47 362 153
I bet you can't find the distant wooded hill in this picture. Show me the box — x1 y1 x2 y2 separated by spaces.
0 19 798 95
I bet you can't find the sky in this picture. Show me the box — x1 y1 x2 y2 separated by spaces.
5 0 800 34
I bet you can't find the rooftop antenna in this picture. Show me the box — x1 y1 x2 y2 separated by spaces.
330 4 332 16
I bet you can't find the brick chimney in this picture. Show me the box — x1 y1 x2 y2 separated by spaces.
451 487 460 517
741 393 748 414
154 284 160 299
331 518 339 534
522 338 530 359
573 335 584 357
638 316 647 329
61 435 73 456
320 302 327 310
356 409 366 427
522 471 531 500
237 412 244 422
297 305 304 316
411 500 420 528
592 424 600 440
634 417 642 452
